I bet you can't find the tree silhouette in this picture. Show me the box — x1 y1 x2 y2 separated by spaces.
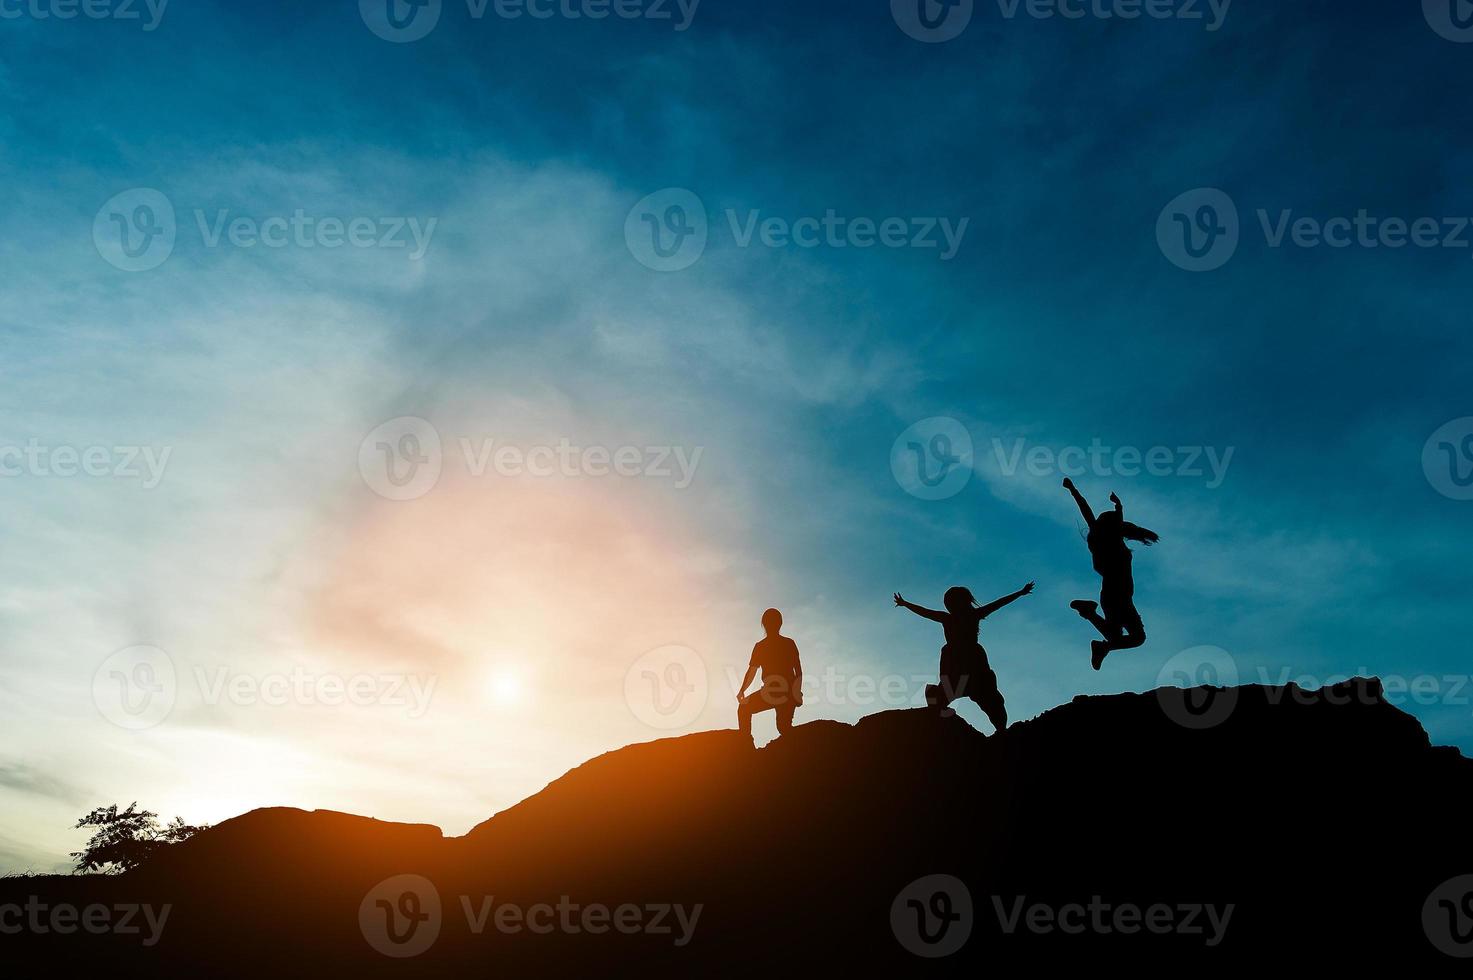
71 803 208 874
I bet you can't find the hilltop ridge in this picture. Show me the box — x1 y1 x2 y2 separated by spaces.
5 678 1470 973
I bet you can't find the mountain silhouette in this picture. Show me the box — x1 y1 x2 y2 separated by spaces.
5 678 1470 973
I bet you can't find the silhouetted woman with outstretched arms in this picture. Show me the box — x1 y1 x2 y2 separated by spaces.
1062 478 1160 671
894 582 1033 733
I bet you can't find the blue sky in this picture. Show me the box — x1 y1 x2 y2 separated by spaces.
1 0 1471 872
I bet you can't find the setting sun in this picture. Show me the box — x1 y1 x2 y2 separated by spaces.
486 668 526 707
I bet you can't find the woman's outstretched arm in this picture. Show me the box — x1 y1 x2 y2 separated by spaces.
894 593 946 622
977 582 1035 619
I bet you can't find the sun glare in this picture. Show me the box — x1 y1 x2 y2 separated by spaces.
486 669 525 707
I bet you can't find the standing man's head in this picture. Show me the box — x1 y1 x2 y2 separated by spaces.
761 608 783 636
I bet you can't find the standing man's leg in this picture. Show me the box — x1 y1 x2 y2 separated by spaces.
775 704 796 736
738 693 777 738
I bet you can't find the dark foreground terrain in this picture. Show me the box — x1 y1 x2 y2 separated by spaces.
4 677 1471 974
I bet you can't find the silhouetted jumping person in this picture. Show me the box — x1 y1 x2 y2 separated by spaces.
1062 477 1160 671
736 608 803 740
894 582 1033 733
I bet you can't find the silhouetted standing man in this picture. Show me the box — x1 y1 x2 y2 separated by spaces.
1063 478 1160 670
736 609 803 740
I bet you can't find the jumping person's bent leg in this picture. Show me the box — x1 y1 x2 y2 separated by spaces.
1097 583 1134 647
929 645 968 710
1110 621 1146 651
1072 597 1122 641
1081 607 1114 640
970 669 1008 733
1100 592 1145 653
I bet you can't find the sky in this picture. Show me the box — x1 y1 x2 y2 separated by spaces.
1 0 1472 873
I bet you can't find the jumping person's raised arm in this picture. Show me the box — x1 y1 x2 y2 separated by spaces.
1063 478 1096 527
893 593 946 622
977 582 1035 619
